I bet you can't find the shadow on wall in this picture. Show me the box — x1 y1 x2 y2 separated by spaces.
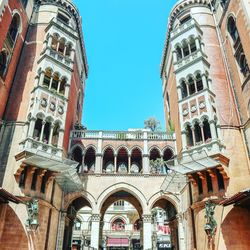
221 206 250 250
0 204 29 250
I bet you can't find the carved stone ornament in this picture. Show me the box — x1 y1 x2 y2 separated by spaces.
183 109 189 116
142 214 152 223
191 105 197 113
41 98 47 107
58 106 64 115
91 214 100 222
199 102 206 109
50 102 56 111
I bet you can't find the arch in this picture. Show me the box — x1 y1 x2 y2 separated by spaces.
110 217 126 231
162 147 174 161
103 146 115 173
8 12 21 48
149 146 161 160
58 37 66 54
84 146 96 173
227 15 239 43
130 147 143 173
71 146 83 173
117 147 129 172
97 183 147 215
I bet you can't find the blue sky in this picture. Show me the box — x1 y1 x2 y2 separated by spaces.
74 0 177 131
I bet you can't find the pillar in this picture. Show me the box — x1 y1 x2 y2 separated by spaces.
56 212 67 250
57 80 61 92
39 120 46 142
177 214 185 250
58 129 64 148
128 154 131 173
188 43 191 54
95 154 102 174
200 124 205 143
208 78 212 90
142 214 152 250
28 118 36 138
181 48 184 58
216 124 222 140
143 154 150 174
201 42 205 53
114 154 117 173
201 74 208 89
70 48 75 61
210 121 217 140
90 214 100 249
181 131 187 149
81 152 85 173
172 50 177 62
39 71 45 86
177 87 182 100
195 37 200 50
48 124 54 145
191 126 196 145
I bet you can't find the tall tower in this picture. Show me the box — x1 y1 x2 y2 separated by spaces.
0 1 88 249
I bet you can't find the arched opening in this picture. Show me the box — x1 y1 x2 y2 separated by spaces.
58 38 66 54
0 50 8 77
188 77 196 95
151 199 178 250
100 190 143 250
43 68 52 88
227 16 239 43
33 118 43 140
51 72 60 91
239 53 249 77
52 122 60 147
51 33 59 51
194 121 202 144
103 147 115 173
71 147 83 173
163 148 174 172
176 46 182 61
59 77 67 95
65 43 72 57
180 80 188 98
182 41 189 57
131 148 142 173
149 148 161 161
8 14 20 48
189 37 196 53
63 197 92 250
84 147 96 173
203 118 212 142
185 124 194 147
196 73 203 92
117 148 128 173
43 120 51 144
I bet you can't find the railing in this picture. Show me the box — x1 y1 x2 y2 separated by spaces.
170 18 202 39
51 18 78 37
71 130 174 141
102 230 140 236
48 48 72 67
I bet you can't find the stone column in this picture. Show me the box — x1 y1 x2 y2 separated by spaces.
114 154 117 173
143 154 150 174
201 74 208 89
216 124 222 140
28 118 36 138
188 43 191 54
57 80 61 92
70 48 75 61
172 50 177 62
201 42 205 53
186 83 190 96
177 214 185 250
49 77 53 89
39 120 46 142
177 86 182 100
210 121 217 140
128 154 131 173
191 126 196 145
90 214 100 249
48 124 55 145
208 78 212 90
200 124 205 143
56 212 67 250
81 152 85 173
181 131 187 149
39 71 45 86
142 214 152 250
195 37 200 50
181 48 184 58
95 153 102 174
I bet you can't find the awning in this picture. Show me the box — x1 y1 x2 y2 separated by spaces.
22 154 83 193
0 187 23 204
220 188 250 207
107 237 129 247
167 150 221 175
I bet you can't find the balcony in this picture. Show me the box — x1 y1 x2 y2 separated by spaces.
170 18 202 41
46 48 73 68
71 130 174 141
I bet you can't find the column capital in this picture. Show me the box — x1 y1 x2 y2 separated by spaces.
95 153 103 157
142 214 152 223
142 154 149 157
91 214 100 222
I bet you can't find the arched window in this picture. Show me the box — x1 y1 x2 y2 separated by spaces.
190 37 196 53
196 73 203 92
59 77 66 95
84 147 96 172
52 123 60 147
51 72 60 91
0 50 8 77
103 147 115 173
58 38 66 54
186 124 193 147
239 54 249 77
181 80 188 98
43 68 52 88
43 121 51 144
33 118 43 140
112 218 125 231
117 147 128 173
194 121 202 143
8 14 20 48
131 148 142 173
176 46 182 61
149 147 161 161
72 147 83 173
51 33 59 51
182 41 189 57
203 119 212 142
227 16 239 43
188 77 196 95
65 43 72 57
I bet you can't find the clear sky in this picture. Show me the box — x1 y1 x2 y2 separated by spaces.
74 0 177 131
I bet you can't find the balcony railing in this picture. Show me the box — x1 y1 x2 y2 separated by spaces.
48 48 72 67
71 130 175 141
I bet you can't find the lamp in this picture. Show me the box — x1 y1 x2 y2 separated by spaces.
204 200 217 239
26 199 39 231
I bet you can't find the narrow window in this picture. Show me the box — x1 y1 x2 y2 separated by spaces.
197 175 203 195
194 122 202 143
40 172 48 193
31 169 38 191
203 119 212 142
33 118 43 140
196 74 203 92
190 38 196 53
216 169 225 190
19 167 27 188
8 14 20 47
43 122 51 144
51 73 59 90
0 50 8 77
206 172 213 192
186 124 194 147
188 77 196 95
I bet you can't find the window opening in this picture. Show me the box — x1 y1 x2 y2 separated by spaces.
194 122 202 143
33 118 43 140
31 169 38 191
216 169 225 190
19 167 27 188
206 172 213 192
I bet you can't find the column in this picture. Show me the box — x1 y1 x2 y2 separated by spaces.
208 78 212 90
90 214 100 249
177 214 185 250
172 50 177 62
143 154 150 174
181 131 187 149
216 124 222 140
188 43 191 54
142 214 152 250
56 212 67 250
39 120 46 142
191 126 196 145
63 46 67 56
57 80 61 92
186 83 190 96
39 71 45 86
49 77 53 89
95 153 102 174
47 35 53 47
28 118 36 138
210 121 217 140
57 128 64 148
48 124 54 145
201 42 205 53
195 37 200 50
114 154 117 173
201 74 208 89
65 84 70 98
194 80 198 93
128 154 131 173
200 124 205 143
70 48 75 61
177 87 182 100
181 48 184 58
81 152 85 173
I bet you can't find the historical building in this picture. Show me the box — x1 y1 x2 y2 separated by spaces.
161 0 250 249
0 0 250 250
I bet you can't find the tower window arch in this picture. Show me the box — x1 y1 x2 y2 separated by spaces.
227 16 239 43
0 50 8 77
188 77 196 95
194 121 202 143
181 80 188 98
8 13 21 48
